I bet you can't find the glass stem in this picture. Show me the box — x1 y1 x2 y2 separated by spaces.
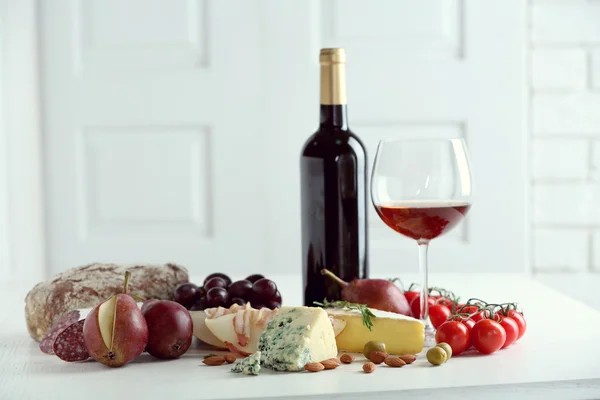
418 240 432 332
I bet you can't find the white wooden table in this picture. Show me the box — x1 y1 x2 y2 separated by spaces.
1 273 599 400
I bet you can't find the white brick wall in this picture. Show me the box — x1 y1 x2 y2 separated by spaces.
533 183 598 225
534 94 600 134
531 2 600 44
592 50 600 90
531 49 586 90
532 139 588 180
533 228 589 272
531 0 600 309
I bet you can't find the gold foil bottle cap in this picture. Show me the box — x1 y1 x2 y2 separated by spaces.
320 48 346 64
319 48 347 105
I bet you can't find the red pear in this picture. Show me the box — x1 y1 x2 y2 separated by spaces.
321 269 411 316
142 300 193 359
141 298 159 314
83 272 148 367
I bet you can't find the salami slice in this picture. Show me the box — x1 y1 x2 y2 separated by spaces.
39 310 81 354
53 320 89 362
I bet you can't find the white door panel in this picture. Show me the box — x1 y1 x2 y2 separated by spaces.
41 0 265 275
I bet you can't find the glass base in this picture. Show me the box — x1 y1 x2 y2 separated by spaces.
424 325 436 347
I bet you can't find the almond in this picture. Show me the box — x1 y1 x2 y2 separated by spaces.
224 354 237 364
320 359 339 370
304 362 325 372
398 354 417 364
384 357 407 368
367 351 388 364
340 354 354 364
202 356 225 366
363 362 376 373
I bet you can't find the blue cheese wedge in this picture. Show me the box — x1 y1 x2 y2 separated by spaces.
231 351 261 376
257 306 337 372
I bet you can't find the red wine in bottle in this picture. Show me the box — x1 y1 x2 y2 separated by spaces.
301 48 368 306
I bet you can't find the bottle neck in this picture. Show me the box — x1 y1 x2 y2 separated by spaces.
319 57 348 131
319 105 349 130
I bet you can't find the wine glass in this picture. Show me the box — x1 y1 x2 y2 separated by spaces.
370 138 473 345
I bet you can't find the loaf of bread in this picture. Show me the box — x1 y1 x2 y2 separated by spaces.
25 262 189 342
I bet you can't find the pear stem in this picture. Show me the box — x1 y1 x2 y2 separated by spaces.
320 269 349 288
131 294 145 302
123 271 131 294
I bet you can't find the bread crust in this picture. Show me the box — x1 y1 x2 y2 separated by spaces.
25 263 189 342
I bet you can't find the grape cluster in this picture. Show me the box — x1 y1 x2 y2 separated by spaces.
173 273 282 311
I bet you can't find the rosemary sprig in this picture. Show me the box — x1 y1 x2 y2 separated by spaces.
203 353 218 359
314 299 377 331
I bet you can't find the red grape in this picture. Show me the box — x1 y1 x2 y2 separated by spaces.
204 277 227 291
228 280 252 299
252 279 277 302
206 287 229 308
231 297 246 306
190 297 207 311
272 290 282 304
204 273 231 287
251 303 266 309
245 274 265 284
174 283 199 309
265 300 281 310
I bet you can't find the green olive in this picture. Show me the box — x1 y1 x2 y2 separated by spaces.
426 347 447 366
362 341 386 358
436 342 452 359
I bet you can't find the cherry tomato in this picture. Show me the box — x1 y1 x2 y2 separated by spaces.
462 318 476 349
498 316 519 349
435 321 470 356
471 319 506 354
461 318 475 333
471 309 491 322
456 304 490 322
435 297 456 309
508 310 527 340
404 291 419 308
429 304 452 329
410 295 435 319
449 315 475 332
449 316 475 349
456 304 478 315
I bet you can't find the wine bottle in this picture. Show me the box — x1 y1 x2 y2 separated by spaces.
300 48 369 306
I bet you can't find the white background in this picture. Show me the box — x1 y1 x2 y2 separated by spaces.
1 0 598 309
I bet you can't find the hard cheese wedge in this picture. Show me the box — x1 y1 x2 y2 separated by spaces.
257 306 337 371
326 308 424 355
